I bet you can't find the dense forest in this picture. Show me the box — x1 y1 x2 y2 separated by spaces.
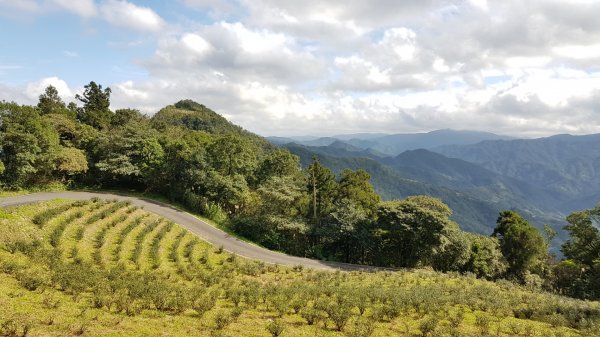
1 82 599 300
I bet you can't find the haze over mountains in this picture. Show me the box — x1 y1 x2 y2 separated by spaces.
270 130 600 248
268 129 514 156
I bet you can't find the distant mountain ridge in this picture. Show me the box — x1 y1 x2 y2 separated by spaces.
281 132 600 251
283 143 565 238
268 129 513 156
433 133 600 212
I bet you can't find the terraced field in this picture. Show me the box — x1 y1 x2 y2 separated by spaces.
27 198 229 280
1 198 600 337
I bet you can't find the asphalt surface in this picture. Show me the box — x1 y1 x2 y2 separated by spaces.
0 191 380 271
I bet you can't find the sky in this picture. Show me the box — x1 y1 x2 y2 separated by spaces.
1 0 600 137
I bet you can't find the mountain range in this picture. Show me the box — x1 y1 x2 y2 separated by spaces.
272 130 600 250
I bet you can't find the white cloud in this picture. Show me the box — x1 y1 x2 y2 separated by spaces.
24 77 73 102
4 0 600 137
100 0 165 32
553 43 600 60
181 33 213 56
52 0 96 17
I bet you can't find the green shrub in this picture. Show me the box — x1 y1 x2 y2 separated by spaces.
418 315 439 337
345 317 375 337
300 306 323 325
32 203 73 228
113 215 146 260
0 317 31 337
266 319 285 337
130 220 159 265
475 312 491 335
213 310 232 330
16 266 50 291
329 303 353 331
149 223 173 269
193 289 218 317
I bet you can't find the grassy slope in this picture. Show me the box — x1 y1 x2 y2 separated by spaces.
0 200 599 337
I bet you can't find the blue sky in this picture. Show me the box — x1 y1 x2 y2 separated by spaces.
1 0 600 137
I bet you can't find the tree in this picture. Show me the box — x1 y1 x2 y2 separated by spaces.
203 171 250 214
256 175 304 217
336 169 380 217
255 149 301 185
111 108 146 127
55 147 88 179
207 134 257 177
305 156 337 226
431 228 471 272
492 211 546 279
462 233 507 279
0 102 61 187
75 81 113 129
561 204 600 268
38 85 72 117
92 123 164 188
375 197 453 267
326 198 369 263
558 204 600 299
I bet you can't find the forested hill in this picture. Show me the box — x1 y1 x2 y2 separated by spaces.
152 99 272 150
2 83 600 300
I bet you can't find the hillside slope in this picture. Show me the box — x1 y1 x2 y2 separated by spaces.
1 199 598 336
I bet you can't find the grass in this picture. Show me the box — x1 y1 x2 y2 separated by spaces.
0 199 599 337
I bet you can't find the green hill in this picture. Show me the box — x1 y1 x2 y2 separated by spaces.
152 99 273 150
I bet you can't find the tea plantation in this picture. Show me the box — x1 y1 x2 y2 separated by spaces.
0 199 599 336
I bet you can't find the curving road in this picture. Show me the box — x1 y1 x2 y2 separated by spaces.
0 191 379 271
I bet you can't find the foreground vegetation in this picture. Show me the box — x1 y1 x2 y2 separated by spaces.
1 200 599 336
1 82 599 301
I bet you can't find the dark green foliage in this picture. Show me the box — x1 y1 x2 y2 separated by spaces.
75 81 113 130
374 197 452 267
37 85 72 117
48 213 77 248
0 102 61 187
493 211 546 279
558 204 600 299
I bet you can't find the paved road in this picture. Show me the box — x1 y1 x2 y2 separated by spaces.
0 191 379 271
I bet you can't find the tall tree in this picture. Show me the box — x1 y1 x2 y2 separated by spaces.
38 85 71 117
493 210 546 279
336 169 380 217
556 204 600 299
75 81 113 129
305 156 337 226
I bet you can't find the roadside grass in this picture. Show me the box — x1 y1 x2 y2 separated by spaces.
0 199 598 337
